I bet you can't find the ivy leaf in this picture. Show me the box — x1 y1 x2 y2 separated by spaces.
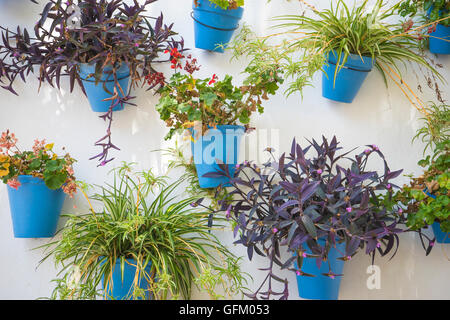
44 172 67 190
200 92 217 106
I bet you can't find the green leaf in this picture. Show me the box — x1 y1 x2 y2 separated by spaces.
200 92 218 107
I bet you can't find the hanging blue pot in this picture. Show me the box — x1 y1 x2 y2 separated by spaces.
191 125 245 189
295 239 346 300
7 175 66 238
101 258 154 300
431 222 450 243
192 0 244 53
423 188 449 243
322 51 375 103
429 24 450 55
79 63 130 113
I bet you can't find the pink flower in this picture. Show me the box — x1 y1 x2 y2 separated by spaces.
32 139 46 155
62 181 77 198
296 271 301 276
316 169 323 174
0 131 18 150
376 242 381 248
7 179 21 190
134 43 140 47
272 228 278 233
346 207 352 213
364 149 371 154
302 252 307 258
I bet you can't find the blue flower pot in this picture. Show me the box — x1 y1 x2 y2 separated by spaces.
295 239 346 300
79 63 130 113
7 175 66 238
191 125 245 189
322 51 375 103
101 258 153 300
429 24 450 55
432 222 450 244
192 0 244 53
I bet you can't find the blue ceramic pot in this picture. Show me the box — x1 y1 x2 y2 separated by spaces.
295 238 346 300
191 125 245 188
192 0 244 53
322 50 375 103
423 188 449 243
431 222 450 244
429 23 450 55
101 258 153 300
79 63 130 112
7 175 66 238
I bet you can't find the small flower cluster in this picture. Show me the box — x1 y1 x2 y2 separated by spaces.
145 72 166 89
0 131 77 197
165 47 184 70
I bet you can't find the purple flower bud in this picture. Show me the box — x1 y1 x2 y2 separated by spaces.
372 144 379 151
364 149 371 154
387 184 392 189
330 275 335 279
376 242 381 248
347 255 352 260
346 207 352 213
302 252 307 258
134 43 140 47
225 206 231 219
430 241 435 247
272 228 278 233
317 169 323 174
296 271 301 276
236 164 240 169
398 208 403 213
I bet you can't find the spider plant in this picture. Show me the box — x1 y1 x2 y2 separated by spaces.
273 0 441 88
413 102 450 154
229 0 443 105
39 163 248 300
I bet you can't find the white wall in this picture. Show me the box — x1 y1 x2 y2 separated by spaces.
0 0 449 300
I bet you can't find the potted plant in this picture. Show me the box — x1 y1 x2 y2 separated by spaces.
192 0 244 52
399 0 450 54
153 50 282 189
0 0 184 166
0 130 77 238
229 0 441 104
39 163 248 300
217 136 404 300
395 141 449 244
394 103 449 245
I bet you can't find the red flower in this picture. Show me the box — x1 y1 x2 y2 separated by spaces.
208 74 218 85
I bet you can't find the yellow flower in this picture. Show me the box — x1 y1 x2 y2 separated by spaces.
52 154 57 160
0 168 9 177
45 143 54 150
0 155 8 163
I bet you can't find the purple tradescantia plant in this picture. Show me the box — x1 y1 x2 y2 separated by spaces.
216 136 405 300
0 0 184 166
